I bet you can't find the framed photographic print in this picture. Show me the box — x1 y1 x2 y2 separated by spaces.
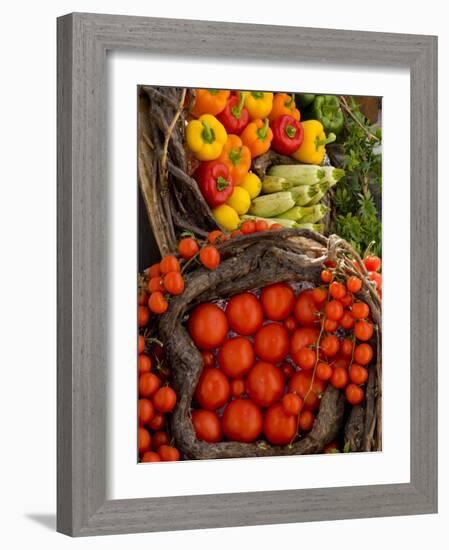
57 13 437 536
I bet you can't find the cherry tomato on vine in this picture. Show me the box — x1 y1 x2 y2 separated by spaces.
340 338 355 358
330 366 349 389
158 445 180 461
349 364 368 384
148 413 165 431
299 410 315 431
321 270 333 283
230 229 243 238
312 287 328 305
208 230 227 245
163 271 185 295
332 355 350 369
138 335 145 354
339 311 355 330
288 370 326 411
199 245 221 270
290 327 319 366
138 306 150 326
329 281 346 300
282 393 303 416
345 384 365 405
160 255 181 274
354 320 374 341
255 219 269 232
153 386 177 413
351 301 370 320
240 220 256 234
148 263 161 278
316 362 333 381
151 431 169 450
138 290 148 306
369 271 382 291
347 276 362 293
295 347 316 370
364 255 382 272
178 237 199 260
339 292 353 308
324 318 338 332
270 223 284 230
148 292 168 314
139 372 161 398
138 398 155 425
141 451 161 462
148 276 164 294
138 427 151 453
324 300 344 321
138 354 152 375
225 292 263 336
320 334 340 357
354 343 373 365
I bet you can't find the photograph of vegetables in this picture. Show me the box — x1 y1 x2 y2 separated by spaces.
137 87 382 463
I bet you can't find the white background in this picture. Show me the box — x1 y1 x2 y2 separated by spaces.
0 1 445 548
109 54 410 499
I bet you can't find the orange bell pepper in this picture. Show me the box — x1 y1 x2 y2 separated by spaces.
240 119 273 158
191 89 230 117
269 93 300 122
217 134 251 184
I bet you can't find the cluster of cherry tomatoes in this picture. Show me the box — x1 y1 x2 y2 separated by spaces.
187 255 379 446
137 334 181 462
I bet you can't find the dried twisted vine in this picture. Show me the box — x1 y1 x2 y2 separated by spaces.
155 230 381 459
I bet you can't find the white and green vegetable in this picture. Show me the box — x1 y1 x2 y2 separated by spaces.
248 191 295 218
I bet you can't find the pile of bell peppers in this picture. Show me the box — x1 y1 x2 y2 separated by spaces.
185 88 338 231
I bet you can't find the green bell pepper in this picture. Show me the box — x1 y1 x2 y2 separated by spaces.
296 93 315 109
312 95 344 135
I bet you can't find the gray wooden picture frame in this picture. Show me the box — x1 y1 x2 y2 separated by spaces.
57 12 438 537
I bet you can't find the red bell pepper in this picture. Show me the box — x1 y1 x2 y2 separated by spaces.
217 92 250 135
270 115 304 156
194 161 234 208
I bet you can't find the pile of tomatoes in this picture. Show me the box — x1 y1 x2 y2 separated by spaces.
187 259 379 447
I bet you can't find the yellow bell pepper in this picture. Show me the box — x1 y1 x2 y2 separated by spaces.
186 114 228 161
291 120 336 164
244 91 273 120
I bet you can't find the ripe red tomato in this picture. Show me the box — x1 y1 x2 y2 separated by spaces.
230 229 243 238
148 413 165 431
141 451 161 462
178 236 199 260
230 378 246 397
260 283 295 321
369 271 382 290
332 355 350 369
288 371 326 411
329 281 346 300
324 300 344 321
207 230 227 245
138 398 155 425
148 292 168 314
138 354 152 375
316 362 333 381
151 431 169 450
188 303 229 350
294 289 321 326
341 338 355 358
199 245 221 270
320 334 340 357
153 387 177 413
321 270 332 283
139 372 161 398
255 219 269 232
138 335 145 354
240 220 256 234
354 320 374 341
298 410 315 431
312 286 328 305
222 399 263 442
354 343 373 365
158 445 180 461
195 368 230 410
264 403 297 444
351 301 370 320
246 361 284 407
345 384 365 405
160 255 181 274
138 427 151 453
330 366 349 389
290 327 319 366
339 292 354 308
225 292 263 336
217 337 254 378
138 306 150 327
138 290 148 306
270 223 284 230
349 364 368 384
192 410 222 443
283 315 298 333
148 263 161 278
163 272 185 295
148 276 164 294
254 323 289 363
201 350 215 368
364 255 382 272
282 393 303 416
324 318 338 332
339 311 355 330
347 276 362 293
